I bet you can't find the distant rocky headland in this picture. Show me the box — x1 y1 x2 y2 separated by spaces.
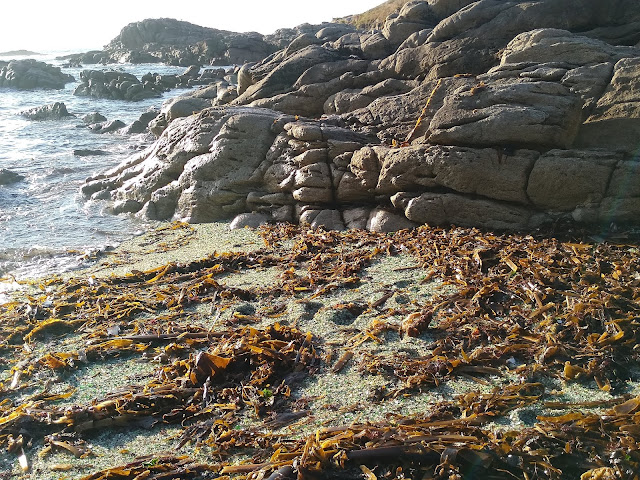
57 17 340 66
8 0 640 233
0 49 41 56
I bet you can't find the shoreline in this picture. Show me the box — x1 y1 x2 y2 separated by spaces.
0 221 638 478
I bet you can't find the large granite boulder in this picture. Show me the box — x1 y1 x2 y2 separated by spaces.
0 59 74 89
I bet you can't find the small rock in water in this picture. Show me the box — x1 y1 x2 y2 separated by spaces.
91 119 126 134
82 112 107 124
0 168 24 186
20 102 74 120
73 149 109 157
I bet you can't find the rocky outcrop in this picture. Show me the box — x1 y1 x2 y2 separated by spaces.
20 102 74 120
74 66 229 102
82 108 296 220
104 18 277 66
74 70 163 101
0 59 74 89
84 0 640 232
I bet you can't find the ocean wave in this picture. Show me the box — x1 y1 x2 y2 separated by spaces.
0 244 113 280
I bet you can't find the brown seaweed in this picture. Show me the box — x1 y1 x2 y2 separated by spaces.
0 222 639 479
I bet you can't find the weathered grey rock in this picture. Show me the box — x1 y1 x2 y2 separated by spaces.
83 112 107 124
185 84 221 100
0 59 74 89
599 160 640 224
343 207 371 230
83 107 293 222
235 45 344 105
380 2 437 49
292 186 333 204
367 208 417 232
374 145 536 204
20 102 73 120
229 212 271 229
560 63 613 113
527 150 621 211
74 69 162 101
182 65 200 77
381 0 640 80
428 0 640 46
404 192 535 230
428 80 583 149
92 119 126 134
294 162 331 189
384 18 430 49
575 57 640 153
0 169 24 186
251 70 378 117
582 21 640 46
237 63 255 95
336 171 375 203
325 78 416 115
109 199 144 215
380 36 495 80
73 149 109 156
396 29 433 52
148 115 169 137
342 76 472 142
106 18 278 66
121 108 160 134
358 32 393 60
284 34 320 57
285 122 323 142
427 0 477 20
162 97 212 123
500 29 640 67
316 24 356 42
294 59 369 88
80 1 640 232
216 86 239 105
303 209 345 230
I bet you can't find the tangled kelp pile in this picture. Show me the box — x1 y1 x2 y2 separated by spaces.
0 223 639 479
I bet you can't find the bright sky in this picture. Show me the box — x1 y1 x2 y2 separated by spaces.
0 0 384 53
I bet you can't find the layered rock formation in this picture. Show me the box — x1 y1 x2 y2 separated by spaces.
0 59 74 89
83 0 640 231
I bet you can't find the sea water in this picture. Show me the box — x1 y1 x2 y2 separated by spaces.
0 51 193 285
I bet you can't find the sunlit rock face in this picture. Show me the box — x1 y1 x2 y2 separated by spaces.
84 0 640 231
